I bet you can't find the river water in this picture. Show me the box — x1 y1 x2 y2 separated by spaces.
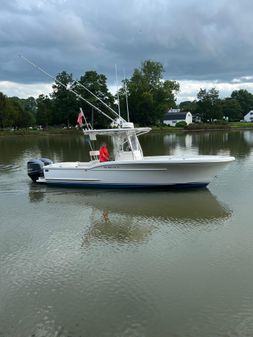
0 130 253 337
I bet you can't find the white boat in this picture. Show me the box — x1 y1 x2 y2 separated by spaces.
27 121 235 189
24 56 235 189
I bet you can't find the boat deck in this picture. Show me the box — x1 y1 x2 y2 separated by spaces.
49 161 99 169
47 155 235 170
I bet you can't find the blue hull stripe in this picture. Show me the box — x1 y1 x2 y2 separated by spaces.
44 181 209 190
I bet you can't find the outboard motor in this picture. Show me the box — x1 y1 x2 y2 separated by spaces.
39 158 53 166
27 158 53 183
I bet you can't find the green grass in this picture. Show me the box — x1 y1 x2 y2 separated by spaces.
229 122 253 128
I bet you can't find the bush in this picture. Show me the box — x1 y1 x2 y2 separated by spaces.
175 121 187 128
213 119 228 125
185 123 230 130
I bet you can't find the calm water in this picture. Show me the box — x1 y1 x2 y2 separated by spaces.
1 130 253 337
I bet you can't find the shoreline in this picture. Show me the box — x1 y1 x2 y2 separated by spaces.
1 123 253 137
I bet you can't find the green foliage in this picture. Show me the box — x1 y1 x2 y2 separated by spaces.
2 60 253 129
196 88 223 122
0 92 7 128
36 94 53 127
194 88 251 123
229 121 253 128
0 93 35 128
175 121 187 128
77 71 115 128
220 98 243 121
185 123 230 130
8 97 36 127
231 89 253 116
51 71 79 127
119 60 179 126
0 69 115 129
179 100 197 114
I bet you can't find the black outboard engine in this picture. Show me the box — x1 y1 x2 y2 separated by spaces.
40 158 54 166
27 158 53 183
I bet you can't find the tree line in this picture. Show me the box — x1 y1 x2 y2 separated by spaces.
179 88 253 122
1 60 253 129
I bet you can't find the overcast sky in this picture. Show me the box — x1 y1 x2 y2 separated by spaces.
1 0 253 102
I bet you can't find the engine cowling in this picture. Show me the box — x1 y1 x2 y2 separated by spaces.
27 158 53 183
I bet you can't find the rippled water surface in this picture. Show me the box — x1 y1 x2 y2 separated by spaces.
1 131 253 337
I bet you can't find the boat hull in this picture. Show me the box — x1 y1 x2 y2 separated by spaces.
36 155 235 189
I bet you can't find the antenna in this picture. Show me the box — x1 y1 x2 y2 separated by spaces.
115 64 121 118
123 70 130 122
125 82 130 122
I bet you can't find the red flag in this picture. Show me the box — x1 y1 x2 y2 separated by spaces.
77 110 84 127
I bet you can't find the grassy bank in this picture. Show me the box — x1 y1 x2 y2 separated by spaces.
0 128 80 137
229 122 253 128
1 122 253 136
152 122 253 132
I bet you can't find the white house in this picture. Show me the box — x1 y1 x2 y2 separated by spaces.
163 109 192 127
244 110 253 122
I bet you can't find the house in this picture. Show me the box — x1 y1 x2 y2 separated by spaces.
163 109 192 127
243 110 253 122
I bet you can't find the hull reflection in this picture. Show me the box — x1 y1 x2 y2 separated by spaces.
28 186 231 244
29 185 231 221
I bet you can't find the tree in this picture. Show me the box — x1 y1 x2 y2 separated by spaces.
51 71 79 126
8 97 36 127
36 94 53 127
231 89 253 116
2 99 20 128
0 92 7 128
196 88 222 122
220 98 243 121
179 100 197 114
120 60 179 126
22 96 37 116
0 95 35 128
77 71 115 128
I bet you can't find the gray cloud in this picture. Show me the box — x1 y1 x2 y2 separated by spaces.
1 0 253 86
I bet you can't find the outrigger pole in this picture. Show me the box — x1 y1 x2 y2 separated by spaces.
72 80 125 122
19 55 126 124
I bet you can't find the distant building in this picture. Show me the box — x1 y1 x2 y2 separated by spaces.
244 110 253 122
163 109 192 127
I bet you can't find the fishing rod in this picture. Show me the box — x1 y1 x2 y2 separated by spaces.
71 80 124 121
19 55 117 124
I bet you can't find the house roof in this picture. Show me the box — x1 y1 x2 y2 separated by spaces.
164 112 188 120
